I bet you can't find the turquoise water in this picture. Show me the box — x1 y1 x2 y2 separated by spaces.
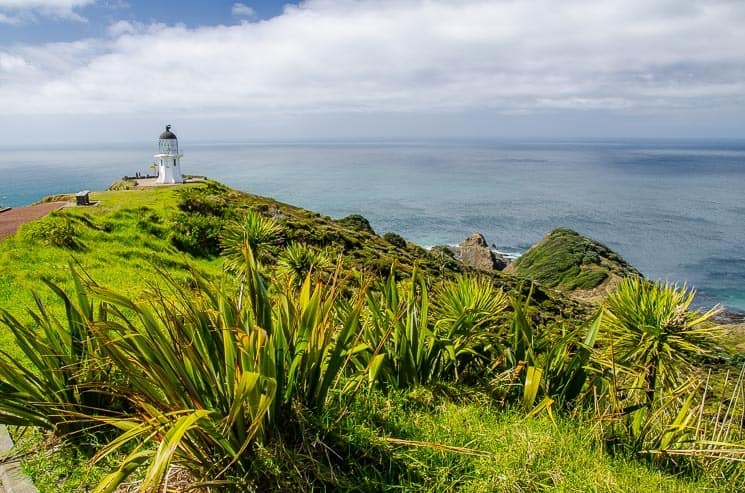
1 139 743 312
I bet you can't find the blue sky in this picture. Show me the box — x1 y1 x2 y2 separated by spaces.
0 1 298 43
1 0 744 144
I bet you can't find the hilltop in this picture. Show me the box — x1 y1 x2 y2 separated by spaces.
506 227 642 301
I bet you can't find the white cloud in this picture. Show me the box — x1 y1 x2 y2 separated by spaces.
0 0 94 22
0 52 32 72
107 19 144 36
0 0 744 125
231 2 255 19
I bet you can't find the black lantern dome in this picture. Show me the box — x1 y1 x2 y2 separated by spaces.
158 125 179 153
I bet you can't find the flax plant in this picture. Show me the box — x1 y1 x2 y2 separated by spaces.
273 269 369 412
0 267 121 437
89 271 276 492
363 268 438 388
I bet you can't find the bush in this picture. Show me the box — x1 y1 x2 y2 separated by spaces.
0 268 126 437
383 232 407 249
20 214 82 250
169 212 224 257
336 214 376 235
177 188 230 217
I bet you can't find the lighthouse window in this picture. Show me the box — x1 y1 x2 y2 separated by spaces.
173 159 176 166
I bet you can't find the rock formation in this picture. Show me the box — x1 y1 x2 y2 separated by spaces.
449 233 509 271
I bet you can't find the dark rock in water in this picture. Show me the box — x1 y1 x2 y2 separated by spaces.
449 232 508 271
715 309 745 325
336 214 376 235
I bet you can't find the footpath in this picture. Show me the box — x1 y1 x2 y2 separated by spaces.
0 202 69 242
0 426 37 493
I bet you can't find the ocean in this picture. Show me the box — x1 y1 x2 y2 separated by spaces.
1 138 743 312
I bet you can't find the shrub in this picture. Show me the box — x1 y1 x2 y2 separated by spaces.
20 214 82 250
383 232 407 249
222 211 282 263
277 242 331 287
336 214 376 235
177 188 230 217
434 276 508 380
427 246 462 273
169 212 224 257
90 271 276 491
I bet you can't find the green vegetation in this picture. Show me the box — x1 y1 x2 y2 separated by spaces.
20 213 82 249
0 182 741 492
335 213 376 234
601 278 721 406
382 231 407 248
507 227 641 292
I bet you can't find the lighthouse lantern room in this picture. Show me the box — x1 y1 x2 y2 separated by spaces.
155 124 184 184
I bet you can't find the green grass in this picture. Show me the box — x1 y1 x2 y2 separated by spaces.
14 387 727 493
10 427 129 493
232 386 729 492
508 227 641 292
0 185 223 352
339 389 727 492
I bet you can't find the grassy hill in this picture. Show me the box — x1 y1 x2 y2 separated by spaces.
506 227 641 299
0 180 739 492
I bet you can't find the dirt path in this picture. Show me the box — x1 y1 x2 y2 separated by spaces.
0 202 69 242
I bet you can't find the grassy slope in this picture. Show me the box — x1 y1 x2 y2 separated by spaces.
343 390 722 492
15 388 722 493
0 186 221 353
506 227 641 293
230 188 591 325
0 182 728 492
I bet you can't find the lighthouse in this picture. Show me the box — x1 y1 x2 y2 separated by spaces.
154 125 183 184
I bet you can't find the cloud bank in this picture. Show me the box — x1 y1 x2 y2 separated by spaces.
0 0 94 22
1 0 743 133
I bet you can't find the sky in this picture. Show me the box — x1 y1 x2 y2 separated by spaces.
0 0 744 144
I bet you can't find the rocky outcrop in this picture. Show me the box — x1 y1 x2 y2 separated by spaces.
505 227 641 299
449 233 509 271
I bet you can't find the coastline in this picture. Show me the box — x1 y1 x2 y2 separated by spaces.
4 185 744 319
1 139 744 315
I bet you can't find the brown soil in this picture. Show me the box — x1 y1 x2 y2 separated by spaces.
0 202 69 241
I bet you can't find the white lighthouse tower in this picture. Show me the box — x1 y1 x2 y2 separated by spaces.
154 125 183 184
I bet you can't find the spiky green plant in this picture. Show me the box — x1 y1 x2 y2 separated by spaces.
273 270 368 412
277 242 331 288
433 275 508 380
89 270 276 492
505 288 539 369
0 267 121 437
363 268 438 388
601 277 721 407
526 314 603 413
221 210 282 276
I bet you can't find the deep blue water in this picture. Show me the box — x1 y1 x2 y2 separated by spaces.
1 139 743 312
